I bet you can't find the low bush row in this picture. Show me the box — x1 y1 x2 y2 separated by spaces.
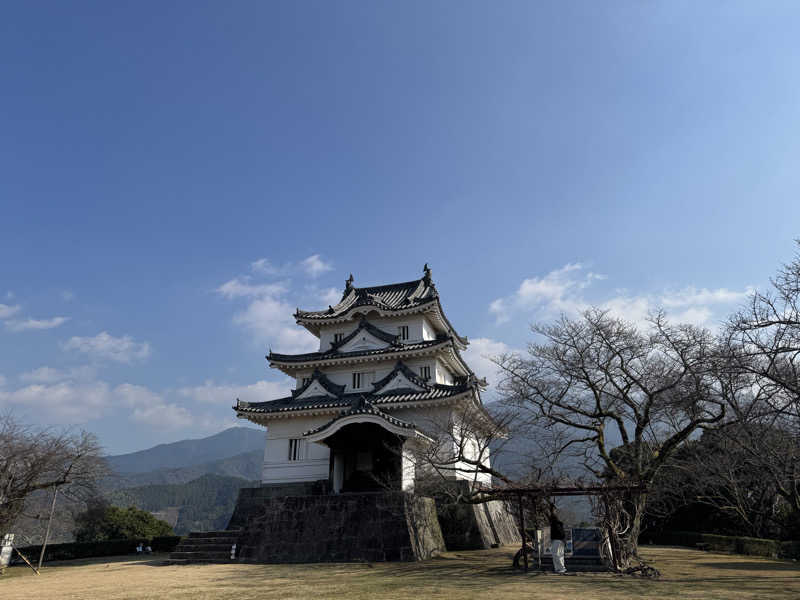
643 530 800 559
13 535 183 564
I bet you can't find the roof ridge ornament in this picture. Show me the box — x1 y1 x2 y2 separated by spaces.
345 273 355 291
423 263 432 284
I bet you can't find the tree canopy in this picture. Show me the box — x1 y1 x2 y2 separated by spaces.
74 502 173 542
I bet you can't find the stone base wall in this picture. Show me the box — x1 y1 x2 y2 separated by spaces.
235 491 445 563
434 482 522 550
228 481 328 530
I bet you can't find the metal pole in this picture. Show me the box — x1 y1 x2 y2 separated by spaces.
38 485 58 570
517 492 528 572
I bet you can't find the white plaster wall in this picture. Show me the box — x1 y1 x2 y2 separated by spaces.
262 417 331 484
293 358 437 392
435 359 455 385
317 314 431 351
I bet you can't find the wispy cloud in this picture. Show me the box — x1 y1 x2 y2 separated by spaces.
0 380 112 422
19 365 97 384
6 316 70 332
490 263 751 329
216 257 340 353
0 303 21 319
301 254 333 278
462 337 517 393
62 331 151 363
216 277 287 299
178 378 293 405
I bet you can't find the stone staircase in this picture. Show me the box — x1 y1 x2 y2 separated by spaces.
169 530 241 564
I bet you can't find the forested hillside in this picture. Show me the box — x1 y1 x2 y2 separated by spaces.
108 474 256 534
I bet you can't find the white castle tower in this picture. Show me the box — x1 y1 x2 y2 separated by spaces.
234 265 493 494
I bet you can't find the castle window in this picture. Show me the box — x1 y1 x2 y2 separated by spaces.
301 377 311 387
288 439 304 461
352 371 373 389
398 325 409 341
334 333 345 343
420 366 431 381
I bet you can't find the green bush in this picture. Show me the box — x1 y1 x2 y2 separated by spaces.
74 504 173 542
779 540 800 559
644 530 799 559
14 539 138 563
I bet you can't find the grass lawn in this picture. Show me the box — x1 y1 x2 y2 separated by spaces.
1 545 798 600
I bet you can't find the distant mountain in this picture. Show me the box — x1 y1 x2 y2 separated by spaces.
106 449 263 488
108 474 256 534
106 427 264 474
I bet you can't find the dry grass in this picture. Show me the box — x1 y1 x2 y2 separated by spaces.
1 545 799 600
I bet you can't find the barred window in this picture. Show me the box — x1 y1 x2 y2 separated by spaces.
352 371 374 389
288 439 304 461
420 366 431 380
334 333 345 343
398 325 409 341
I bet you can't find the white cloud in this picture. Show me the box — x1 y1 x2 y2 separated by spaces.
490 263 751 330
62 332 151 363
489 263 597 324
231 294 317 353
114 383 194 430
250 258 279 275
0 303 21 319
320 287 342 305
0 380 112 422
462 338 516 393
6 316 69 331
216 277 287 299
216 261 323 353
301 254 333 278
178 379 293 405
19 365 97 384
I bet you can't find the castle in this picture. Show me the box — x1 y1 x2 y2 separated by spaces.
173 266 519 563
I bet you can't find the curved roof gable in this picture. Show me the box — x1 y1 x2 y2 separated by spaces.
292 368 345 400
372 361 430 395
294 265 468 345
331 318 399 353
302 396 430 443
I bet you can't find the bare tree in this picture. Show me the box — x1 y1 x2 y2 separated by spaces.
496 309 726 559
0 413 108 535
722 244 800 523
646 424 785 539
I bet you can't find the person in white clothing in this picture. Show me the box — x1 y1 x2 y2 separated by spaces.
549 505 567 574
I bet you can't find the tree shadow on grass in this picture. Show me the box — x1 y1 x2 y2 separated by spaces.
694 561 800 572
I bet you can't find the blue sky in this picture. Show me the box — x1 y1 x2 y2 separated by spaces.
2 2 800 454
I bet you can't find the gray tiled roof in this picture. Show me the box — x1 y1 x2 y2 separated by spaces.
234 383 474 415
303 397 416 437
295 278 437 321
269 338 449 364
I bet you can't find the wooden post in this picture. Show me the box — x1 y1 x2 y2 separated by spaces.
517 492 528 572
38 485 58 571
13 546 39 575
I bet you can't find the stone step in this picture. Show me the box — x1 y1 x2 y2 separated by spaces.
173 543 237 552
167 558 236 565
188 530 240 538
176 538 239 545
170 551 235 560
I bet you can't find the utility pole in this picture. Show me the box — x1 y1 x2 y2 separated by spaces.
37 485 58 571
